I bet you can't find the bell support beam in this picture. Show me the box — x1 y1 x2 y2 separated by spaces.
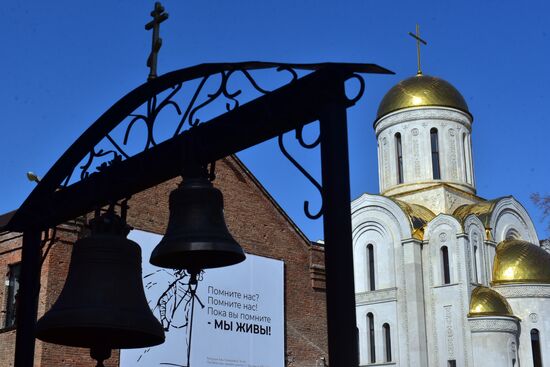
9 67 353 232
319 98 359 366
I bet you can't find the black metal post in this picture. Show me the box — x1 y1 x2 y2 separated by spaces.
319 99 358 367
15 230 42 367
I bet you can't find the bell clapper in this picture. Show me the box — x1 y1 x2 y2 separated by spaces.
90 346 111 367
188 270 198 287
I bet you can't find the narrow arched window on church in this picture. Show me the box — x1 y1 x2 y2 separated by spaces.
473 245 479 283
531 329 542 367
395 133 404 184
466 134 475 183
462 132 471 184
441 246 451 284
367 244 375 291
383 323 392 362
367 313 376 363
510 341 517 367
431 128 441 179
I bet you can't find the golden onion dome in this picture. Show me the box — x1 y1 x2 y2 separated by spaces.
375 74 470 121
468 286 514 318
492 239 550 285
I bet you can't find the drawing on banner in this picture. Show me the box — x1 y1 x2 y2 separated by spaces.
120 230 285 367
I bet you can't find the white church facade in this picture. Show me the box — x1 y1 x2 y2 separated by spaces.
353 72 549 366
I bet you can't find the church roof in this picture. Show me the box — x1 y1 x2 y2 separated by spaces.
492 239 550 285
468 286 514 318
453 197 507 228
390 199 435 239
375 74 470 121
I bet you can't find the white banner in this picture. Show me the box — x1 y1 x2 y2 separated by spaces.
120 230 285 367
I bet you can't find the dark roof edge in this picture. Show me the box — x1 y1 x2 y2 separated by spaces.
0 210 16 232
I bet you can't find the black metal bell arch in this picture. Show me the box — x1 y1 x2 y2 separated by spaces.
36 211 165 351
150 176 245 270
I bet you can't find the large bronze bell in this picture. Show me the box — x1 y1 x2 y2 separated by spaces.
150 176 245 271
36 211 165 352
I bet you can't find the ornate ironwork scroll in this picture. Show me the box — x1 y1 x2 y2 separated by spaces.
68 64 303 185
6 62 386 232
275 72 365 220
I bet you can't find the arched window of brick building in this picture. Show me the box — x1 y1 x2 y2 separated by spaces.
4 263 21 328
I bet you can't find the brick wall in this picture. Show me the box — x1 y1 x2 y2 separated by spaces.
0 155 327 366
0 232 23 367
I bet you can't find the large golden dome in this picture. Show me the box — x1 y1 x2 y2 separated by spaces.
376 74 470 121
468 286 514 318
492 239 550 285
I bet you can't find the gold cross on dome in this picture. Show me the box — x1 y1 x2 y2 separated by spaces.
145 2 169 81
408 24 428 75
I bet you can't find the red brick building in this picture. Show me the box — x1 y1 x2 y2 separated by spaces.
0 156 327 367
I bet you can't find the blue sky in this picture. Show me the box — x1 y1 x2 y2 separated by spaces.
1 0 549 239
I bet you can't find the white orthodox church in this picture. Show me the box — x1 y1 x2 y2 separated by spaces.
352 71 549 367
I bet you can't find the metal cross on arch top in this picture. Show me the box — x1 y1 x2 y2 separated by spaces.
145 2 169 81
408 24 427 75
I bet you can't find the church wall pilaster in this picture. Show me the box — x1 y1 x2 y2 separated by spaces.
423 216 471 366
401 238 428 366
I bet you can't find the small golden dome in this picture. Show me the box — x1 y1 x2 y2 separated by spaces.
375 74 470 121
468 286 514 317
492 239 550 285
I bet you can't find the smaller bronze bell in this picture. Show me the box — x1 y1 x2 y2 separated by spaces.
36 211 165 350
150 177 245 271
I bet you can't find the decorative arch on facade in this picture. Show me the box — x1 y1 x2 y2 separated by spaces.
352 194 415 291
490 197 539 244
424 214 463 286
505 228 521 240
352 194 412 239
352 221 393 291
464 215 488 285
